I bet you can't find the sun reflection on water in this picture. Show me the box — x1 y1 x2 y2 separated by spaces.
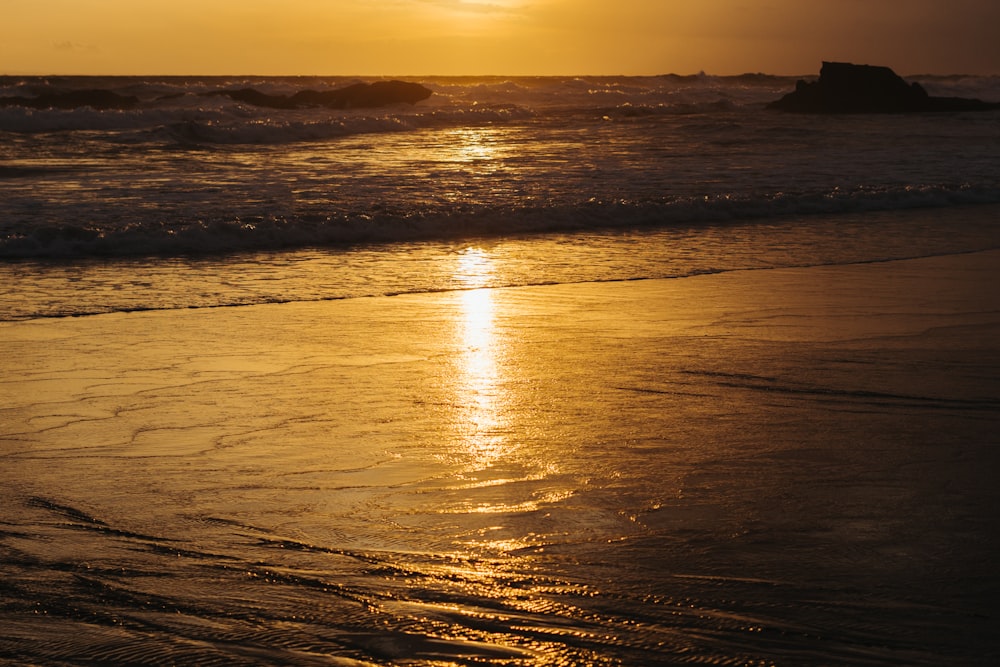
454 248 506 465
447 249 567 522
448 128 498 165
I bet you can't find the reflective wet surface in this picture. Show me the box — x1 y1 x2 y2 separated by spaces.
3 250 999 665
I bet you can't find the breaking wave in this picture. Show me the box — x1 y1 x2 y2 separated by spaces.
3 185 998 259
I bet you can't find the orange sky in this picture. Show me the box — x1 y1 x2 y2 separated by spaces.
3 0 999 75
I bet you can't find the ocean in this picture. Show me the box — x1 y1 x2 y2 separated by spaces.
2 74 1000 665
2 74 1000 319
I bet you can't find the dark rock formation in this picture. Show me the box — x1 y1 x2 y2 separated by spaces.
0 89 140 110
768 62 999 113
212 81 433 110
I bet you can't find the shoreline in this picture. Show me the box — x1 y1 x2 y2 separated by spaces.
4 201 1000 323
2 247 999 664
5 244 998 329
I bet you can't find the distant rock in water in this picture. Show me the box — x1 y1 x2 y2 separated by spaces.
768 62 1000 113
0 89 140 110
212 81 433 110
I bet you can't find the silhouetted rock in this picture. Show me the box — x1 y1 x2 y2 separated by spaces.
768 62 1000 113
0 89 140 110
212 81 433 110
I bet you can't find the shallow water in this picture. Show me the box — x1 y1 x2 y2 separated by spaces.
3 204 1000 322
3 250 999 665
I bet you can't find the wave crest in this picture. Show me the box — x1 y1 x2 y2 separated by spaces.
3 185 997 259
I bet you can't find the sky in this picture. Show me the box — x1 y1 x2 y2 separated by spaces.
3 0 999 76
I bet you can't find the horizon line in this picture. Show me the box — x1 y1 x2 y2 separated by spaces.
3 70 995 79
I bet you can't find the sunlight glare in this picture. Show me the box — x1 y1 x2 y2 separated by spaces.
456 245 497 289
450 128 498 166
453 248 507 465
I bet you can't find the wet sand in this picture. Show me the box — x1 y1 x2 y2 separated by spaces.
2 250 999 665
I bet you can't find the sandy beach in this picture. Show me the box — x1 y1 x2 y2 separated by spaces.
2 249 999 665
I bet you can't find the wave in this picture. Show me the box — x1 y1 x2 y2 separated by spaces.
159 105 537 145
3 185 997 260
0 99 750 145
156 101 755 146
0 73 811 139
907 73 1000 101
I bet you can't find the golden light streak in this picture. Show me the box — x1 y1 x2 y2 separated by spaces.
453 248 507 466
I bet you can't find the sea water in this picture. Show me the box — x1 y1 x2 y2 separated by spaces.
2 74 1000 318
2 75 1000 665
